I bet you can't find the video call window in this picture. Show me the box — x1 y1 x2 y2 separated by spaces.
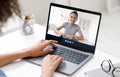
48 6 100 46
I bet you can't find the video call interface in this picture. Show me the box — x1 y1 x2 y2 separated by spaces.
47 6 100 46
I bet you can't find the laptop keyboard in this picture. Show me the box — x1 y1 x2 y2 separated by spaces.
52 46 89 64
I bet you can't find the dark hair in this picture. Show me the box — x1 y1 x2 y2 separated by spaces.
0 0 21 23
70 11 78 17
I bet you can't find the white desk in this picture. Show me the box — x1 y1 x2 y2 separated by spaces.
0 24 120 77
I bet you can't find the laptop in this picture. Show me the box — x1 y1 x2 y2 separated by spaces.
24 3 102 75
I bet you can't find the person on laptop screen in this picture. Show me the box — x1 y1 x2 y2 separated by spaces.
55 11 84 41
48 5 100 46
0 0 63 77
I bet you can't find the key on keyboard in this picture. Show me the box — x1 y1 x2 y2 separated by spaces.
52 46 89 64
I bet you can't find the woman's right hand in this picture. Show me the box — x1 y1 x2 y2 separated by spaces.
26 40 57 57
41 54 63 77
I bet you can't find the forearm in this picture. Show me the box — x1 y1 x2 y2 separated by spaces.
77 35 84 40
54 29 61 36
0 49 30 66
41 71 54 77
69 35 84 40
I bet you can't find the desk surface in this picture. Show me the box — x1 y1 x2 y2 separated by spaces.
0 24 120 77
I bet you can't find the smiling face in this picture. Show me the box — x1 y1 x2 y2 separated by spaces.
69 12 78 26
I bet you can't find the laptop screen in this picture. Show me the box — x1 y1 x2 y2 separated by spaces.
46 3 101 54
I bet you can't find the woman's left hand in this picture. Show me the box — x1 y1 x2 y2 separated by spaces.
41 54 63 77
26 40 57 57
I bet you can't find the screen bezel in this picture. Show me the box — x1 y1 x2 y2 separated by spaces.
45 3 102 54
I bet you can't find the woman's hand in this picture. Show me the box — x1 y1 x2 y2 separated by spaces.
26 40 57 57
41 54 64 77
66 35 79 41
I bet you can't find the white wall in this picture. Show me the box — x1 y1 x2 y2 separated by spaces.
70 0 106 12
19 0 106 24
19 0 54 24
